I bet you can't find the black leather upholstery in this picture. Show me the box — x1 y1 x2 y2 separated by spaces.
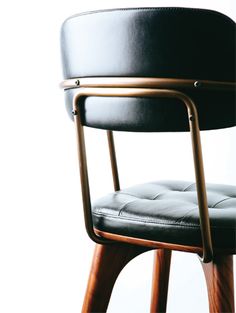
61 7 236 131
92 181 236 250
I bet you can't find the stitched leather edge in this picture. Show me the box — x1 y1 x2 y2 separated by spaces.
93 211 236 229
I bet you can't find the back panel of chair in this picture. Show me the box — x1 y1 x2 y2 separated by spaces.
61 7 236 132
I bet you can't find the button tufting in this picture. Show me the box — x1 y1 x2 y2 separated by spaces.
92 180 236 250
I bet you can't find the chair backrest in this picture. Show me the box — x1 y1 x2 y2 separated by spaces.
61 7 236 132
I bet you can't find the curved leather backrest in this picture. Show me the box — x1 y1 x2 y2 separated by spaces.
61 7 236 131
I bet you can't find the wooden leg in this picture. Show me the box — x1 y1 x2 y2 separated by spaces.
150 249 172 313
201 255 235 313
82 243 149 313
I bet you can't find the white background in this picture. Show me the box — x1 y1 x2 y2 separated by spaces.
0 0 235 312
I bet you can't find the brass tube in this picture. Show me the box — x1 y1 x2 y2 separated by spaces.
61 77 236 91
107 130 120 191
72 100 111 244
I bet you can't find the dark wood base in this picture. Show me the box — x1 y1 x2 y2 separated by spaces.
82 243 150 313
150 249 172 313
201 255 235 313
82 242 235 313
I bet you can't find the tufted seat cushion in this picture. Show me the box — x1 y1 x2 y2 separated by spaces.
92 181 236 250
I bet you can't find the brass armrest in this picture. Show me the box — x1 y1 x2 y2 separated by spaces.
60 77 236 262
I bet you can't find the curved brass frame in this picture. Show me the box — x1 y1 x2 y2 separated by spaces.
61 77 236 91
61 77 236 263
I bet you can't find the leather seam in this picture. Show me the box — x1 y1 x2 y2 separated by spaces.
173 207 197 224
92 212 236 229
119 190 169 201
94 212 200 227
153 192 167 200
118 199 140 216
183 183 196 191
211 197 231 208
94 200 139 215
116 191 154 200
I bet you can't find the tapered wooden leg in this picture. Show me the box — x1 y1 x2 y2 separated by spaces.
150 249 172 313
201 255 235 313
82 243 149 313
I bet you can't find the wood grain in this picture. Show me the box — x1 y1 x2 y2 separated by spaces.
201 255 235 313
82 243 150 313
95 229 203 254
150 249 172 313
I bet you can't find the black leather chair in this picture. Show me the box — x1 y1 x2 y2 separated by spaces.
60 7 236 313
